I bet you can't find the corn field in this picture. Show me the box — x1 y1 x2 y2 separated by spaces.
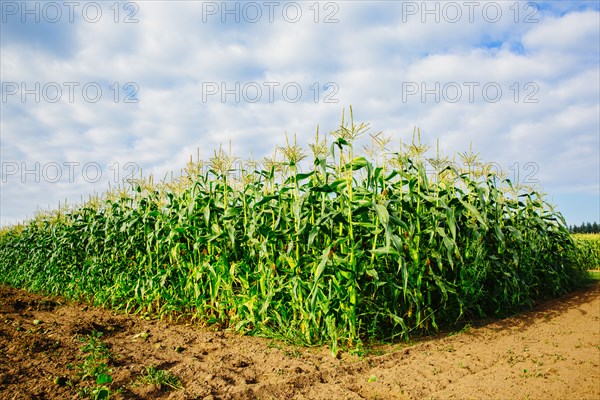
0 110 593 350
572 234 600 270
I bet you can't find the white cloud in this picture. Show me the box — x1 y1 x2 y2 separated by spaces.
523 10 600 56
1 1 598 225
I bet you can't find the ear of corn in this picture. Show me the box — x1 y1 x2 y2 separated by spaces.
0 109 594 350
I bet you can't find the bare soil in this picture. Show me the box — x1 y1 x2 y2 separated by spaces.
0 283 598 400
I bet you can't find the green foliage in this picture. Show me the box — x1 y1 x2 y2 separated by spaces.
0 108 592 351
135 366 182 391
569 222 600 234
76 331 115 399
572 234 600 270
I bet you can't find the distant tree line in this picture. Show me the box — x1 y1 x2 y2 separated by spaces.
569 221 600 234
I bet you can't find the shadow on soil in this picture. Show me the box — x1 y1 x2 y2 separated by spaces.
462 282 600 338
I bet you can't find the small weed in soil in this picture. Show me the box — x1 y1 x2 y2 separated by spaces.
135 366 183 391
75 330 118 399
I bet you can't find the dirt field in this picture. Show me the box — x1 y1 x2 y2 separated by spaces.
0 283 598 400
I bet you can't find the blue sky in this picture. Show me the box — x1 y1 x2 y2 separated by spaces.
1 0 599 226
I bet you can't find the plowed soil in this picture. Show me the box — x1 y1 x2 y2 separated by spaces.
0 283 598 400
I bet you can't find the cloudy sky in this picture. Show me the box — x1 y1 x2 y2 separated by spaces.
1 0 598 226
